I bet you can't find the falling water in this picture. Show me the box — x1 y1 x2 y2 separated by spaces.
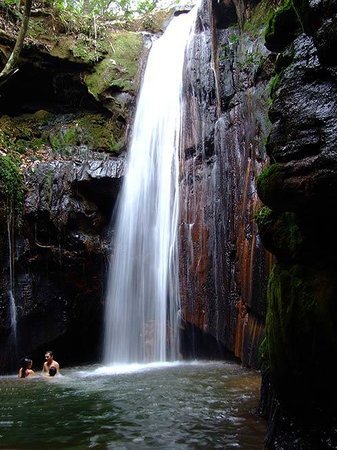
104 6 199 364
7 218 17 344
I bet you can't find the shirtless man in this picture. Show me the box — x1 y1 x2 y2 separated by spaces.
42 351 60 375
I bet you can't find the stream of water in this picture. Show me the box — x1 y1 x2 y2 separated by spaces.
103 5 200 364
7 217 17 351
0 362 265 449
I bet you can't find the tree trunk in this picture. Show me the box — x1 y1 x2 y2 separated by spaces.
0 0 33 83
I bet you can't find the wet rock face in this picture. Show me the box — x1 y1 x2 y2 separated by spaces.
15 158 124 368
264 33 337 212
179 0 272 366
258 0 337 447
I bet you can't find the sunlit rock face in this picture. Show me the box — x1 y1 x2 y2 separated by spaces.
257 0 337 448
178 0 272 365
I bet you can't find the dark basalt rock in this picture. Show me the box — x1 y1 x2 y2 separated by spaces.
257 0 337 447
4 157 125 370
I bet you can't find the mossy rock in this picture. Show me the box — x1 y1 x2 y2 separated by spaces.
0 115 44 154
0 112 125 157
256 163 286 210
243 0 276 36
85 31 143 99
50 35 108 65
256 208 303 261
76 114 125 154
47 113 125 155
265 0 301 53
265 263 337 416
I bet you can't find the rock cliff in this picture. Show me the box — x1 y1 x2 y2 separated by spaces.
179 0 272 366
257 0 337 447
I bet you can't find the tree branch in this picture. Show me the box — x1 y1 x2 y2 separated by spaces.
0 0 33 84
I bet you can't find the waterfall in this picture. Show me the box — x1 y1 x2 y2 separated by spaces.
104 6 199 364
7 217 17 346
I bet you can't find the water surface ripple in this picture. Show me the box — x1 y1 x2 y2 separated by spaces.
0 362 265 449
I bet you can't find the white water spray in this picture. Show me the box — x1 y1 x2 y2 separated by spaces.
104 6 199 364
7 218 17 343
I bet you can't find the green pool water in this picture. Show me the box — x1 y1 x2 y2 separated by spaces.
0 361 266 449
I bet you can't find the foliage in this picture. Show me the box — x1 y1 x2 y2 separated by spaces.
243 0 276 36
0 153 24 219
49 0 158 19
255 206 273 229
236 49 264 69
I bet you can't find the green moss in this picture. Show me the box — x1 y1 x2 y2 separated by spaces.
0 153 24 218
243 0 276 36
0 111 125 159
265 0 292 37
255 206 273 229
51 35 110 64
258 336 271 373
265 0 301 52
49 126 78 153
276 212 302 257
0 115 40 154
267 73 281 99
76 114 125 154
85 31 143 98
70 38 99 63
47 114 125 155
265 263 337 414
256 163 284 206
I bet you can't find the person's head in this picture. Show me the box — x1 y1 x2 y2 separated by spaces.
20 357 32 378
49 367 57 377
44 351 54 363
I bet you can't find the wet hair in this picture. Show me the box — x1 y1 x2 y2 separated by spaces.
49 367 57 377
45 350 53 357
20 357 32 378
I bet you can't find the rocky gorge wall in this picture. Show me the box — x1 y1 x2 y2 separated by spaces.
257 0 337 447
